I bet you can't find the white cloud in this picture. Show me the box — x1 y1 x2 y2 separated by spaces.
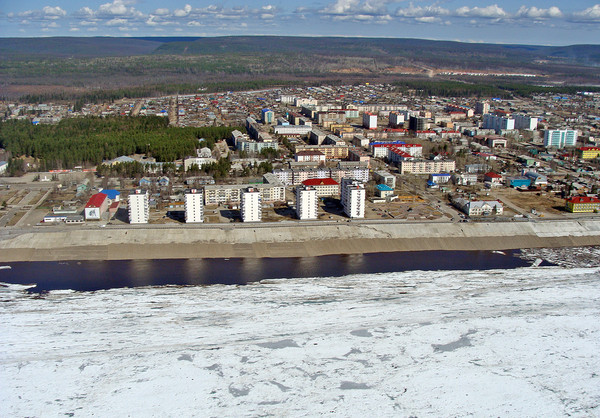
455 4 508 19
42 6 66 19
16 5 67 21
415 16 440 23
516 6 562 19
174 5 192 17
69 27 80 32
396 4 450 18
153 8 170 16
571 4 600 22
106 18 128 26
320 0 392 17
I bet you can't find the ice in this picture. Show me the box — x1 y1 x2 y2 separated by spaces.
1 266 600 416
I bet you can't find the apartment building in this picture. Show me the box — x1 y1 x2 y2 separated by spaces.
128 189 149 224
184 189 204 223
295 185 319 220
241 187 262 222
341 178 365 219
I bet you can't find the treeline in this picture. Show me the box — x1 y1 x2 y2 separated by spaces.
394 80 600 98
0 116 242 170
21 79 305 105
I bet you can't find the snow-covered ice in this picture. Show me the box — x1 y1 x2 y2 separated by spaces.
1 266 600 416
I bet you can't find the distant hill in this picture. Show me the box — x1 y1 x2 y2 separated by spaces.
1 36 599 66
2 36 599 102
0 37 162 58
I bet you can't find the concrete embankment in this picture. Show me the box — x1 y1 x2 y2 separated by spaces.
1 220 600 262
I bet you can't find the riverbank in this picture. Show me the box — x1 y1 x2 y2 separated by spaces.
1 219 600 262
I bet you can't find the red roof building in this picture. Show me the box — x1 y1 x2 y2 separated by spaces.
566 196 600 213
84 193 109 220
301 178 340 197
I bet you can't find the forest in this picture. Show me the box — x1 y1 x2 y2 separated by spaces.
0 116 241 172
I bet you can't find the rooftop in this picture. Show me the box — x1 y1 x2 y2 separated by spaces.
85 193 107 208
302 178 339 186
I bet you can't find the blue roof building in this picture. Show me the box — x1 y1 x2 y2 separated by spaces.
99 189 121 200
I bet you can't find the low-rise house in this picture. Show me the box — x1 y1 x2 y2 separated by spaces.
506 176 531 188
453 198 504 216
376 184 395 198
484 172 503 185
452 173 478 186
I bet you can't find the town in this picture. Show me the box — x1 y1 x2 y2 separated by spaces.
1 83 600 229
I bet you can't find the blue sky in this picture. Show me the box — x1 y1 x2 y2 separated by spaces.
1 1 599 45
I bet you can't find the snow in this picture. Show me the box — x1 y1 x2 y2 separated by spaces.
1 266 600 416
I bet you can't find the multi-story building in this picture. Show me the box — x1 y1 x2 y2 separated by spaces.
371 142 423 158
398 160 456 174
577 147 600 160
565 196 600 213
295 144 349 160
388 111 405 127
373 170 396 189
184 189 204 223
475 101 490 115
272 165 369 186
273 125 312 137
128 189 149 224
409 116 426 131
363 112 377 130
295 185 319 220
241 187 262 222
347 148 371 167
544 129 578 149
445 104 474 117
261 109 274 124
295 150 326 164
513 114 538 130
483 114 515 131
341 178 365 219
301 178 340 197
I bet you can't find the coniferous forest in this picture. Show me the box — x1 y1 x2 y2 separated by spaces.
0 116 241 171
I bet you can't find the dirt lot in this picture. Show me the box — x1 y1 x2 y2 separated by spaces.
491 188 567 216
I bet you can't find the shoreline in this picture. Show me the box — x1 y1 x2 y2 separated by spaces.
1 219 600 262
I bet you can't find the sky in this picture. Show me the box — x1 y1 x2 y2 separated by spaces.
0 0 599 45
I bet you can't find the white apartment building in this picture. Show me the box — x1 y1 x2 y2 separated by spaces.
544 129 578 149
363 112 378 130
341 178 365 219
241 187 262 222
475 101 490 115
295 185 319 220
388 111 405 127
399 160 456 174
513 114 538 130
184 189 204 223
483 114 515 131
128 189 149 224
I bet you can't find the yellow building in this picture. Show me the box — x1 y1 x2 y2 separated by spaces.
577 147 600 160
565 196 600 213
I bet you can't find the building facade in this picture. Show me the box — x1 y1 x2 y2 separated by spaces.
184 189 204 223
565 196 600 213
544 129 578 149
341 178 365 219
295 185 319 220
398 160 456 174
128 189 149 224
241 187 262 222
